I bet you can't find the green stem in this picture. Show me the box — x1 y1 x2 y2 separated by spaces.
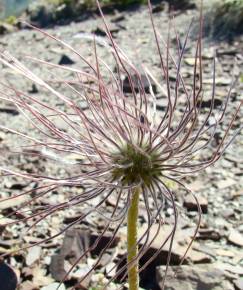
127 187 140 290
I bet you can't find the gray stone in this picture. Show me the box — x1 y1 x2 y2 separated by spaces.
221 208 235 219
92 23 120 36
203 77 231 86
156 97 168 111
234 278 243 290
0 23 15 35
28 83 39 94
0 131 5 141
156 264 234 290
228 229 243 247
28 1 54 27
216 178 236 189
40 283 65 290
183 195 208 213
138 224 211 266
0 194 29 210
122 73 157 94
58 54 75 65
0 106 19 115
26 246 42 266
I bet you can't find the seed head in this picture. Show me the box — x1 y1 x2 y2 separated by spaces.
111 143 161 187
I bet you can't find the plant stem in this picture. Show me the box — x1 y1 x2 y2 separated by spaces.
127 187 140 290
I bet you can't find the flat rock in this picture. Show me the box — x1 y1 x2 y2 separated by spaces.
234 278 243 290
138 224 211 266
183 195 208 213
152 3 166 13
216 178 236 189
197 228 221 241
0 23 15 35
230 189 243 199
0 131 6 141
188 250 212 264
40 283 66 290
0 106 19 115
156 97 168 111
122 73 157 94
32 267 54 286
58 54 75 65
200 97 223 109
156 264 234 290
26 246 42 266
215 248 235 258
19 280 38 290
184 57 200 66
217 47 238 55
214 262 243 275
203 77 231 86
0 216 16 232
0 194 29 210
50 229 90 281
92 23 120 36
221 208 235 219
228 229 243 247
28 83 39 94
187 179 206 192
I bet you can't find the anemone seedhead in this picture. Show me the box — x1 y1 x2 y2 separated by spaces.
112 143 161 187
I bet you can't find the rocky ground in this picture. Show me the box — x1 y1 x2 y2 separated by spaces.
0 2 242 290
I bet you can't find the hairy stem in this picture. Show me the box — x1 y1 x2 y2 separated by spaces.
127 187 140 290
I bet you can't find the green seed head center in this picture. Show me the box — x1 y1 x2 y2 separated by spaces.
112 144 160 187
